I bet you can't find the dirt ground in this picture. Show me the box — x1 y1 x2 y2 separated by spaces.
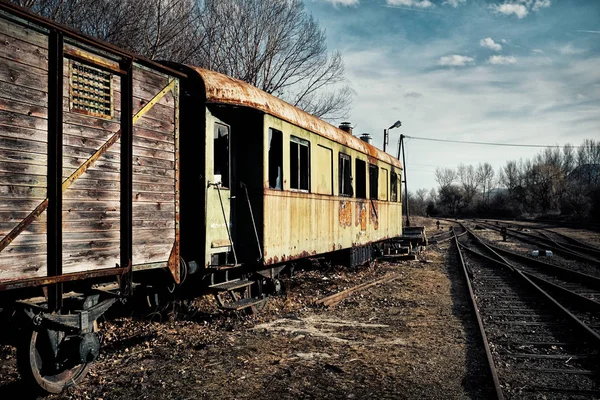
0 219 493 400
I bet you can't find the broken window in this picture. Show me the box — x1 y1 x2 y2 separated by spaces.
339 153 352 196
290 136 310 191
391 171 398 202
355 159 366 199
369 164 379 200
214 122 229 187
268 128 283 189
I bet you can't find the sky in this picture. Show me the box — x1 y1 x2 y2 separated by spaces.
304 0 600 192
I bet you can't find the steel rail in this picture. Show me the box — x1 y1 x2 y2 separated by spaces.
451 233 504 400
478 238 600 288
478 221 600 266
463 227 600 345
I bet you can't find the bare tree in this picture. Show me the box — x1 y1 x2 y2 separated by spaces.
457 163 479 206
13 0 352 121
476 162 495 204
435 167 457 189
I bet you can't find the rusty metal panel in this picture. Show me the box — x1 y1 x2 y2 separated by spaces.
339 201 352 228
355 202 367 231
188 67 402 170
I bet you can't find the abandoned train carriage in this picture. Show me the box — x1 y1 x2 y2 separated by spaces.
176 66 403 275
0 2 403 394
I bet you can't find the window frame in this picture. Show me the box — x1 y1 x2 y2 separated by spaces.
290 135 310 192
355 158 367 199
369 164 379 200
213 122 230 188
391 171 398 202
338 152 353 197
268 128 283 190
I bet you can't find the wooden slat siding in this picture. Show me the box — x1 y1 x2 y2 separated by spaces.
0 220 46 235
61 47 122 273
0 56 48 92
0 123 47 143
131 65 177 266
0 149 47 167
0 109 47 131
133 126 177 145
0 82 48 109
0 16 48 282
0 30 48 70
0 97 47 119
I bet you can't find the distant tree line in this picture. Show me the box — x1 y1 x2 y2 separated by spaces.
12 0 351 121
404 139 600 222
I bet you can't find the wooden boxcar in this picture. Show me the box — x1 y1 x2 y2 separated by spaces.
0 3 182 392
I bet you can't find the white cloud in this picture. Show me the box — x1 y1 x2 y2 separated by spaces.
532 0 551 11
488 55 517 64
501 39 508 44
442 0 466 7
493 3 528 18
559 43 587 55
480 38 502 51
386 0 434 8
324 0 360 5
437 55 475 66
532 49 544 54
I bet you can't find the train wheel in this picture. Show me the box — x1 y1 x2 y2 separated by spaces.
16 325 96 394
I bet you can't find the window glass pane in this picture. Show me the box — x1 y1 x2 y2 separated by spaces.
300 145 309 190
391 171 398 202
268 128 283 189
339 153 352 196
369 164 378 200
214 123 229 187
380 169 388 201
290 136 310 191
290 142 299 189
355 159 366 199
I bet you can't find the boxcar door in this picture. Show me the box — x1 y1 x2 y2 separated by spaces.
206 117 235 266
61 49 125 274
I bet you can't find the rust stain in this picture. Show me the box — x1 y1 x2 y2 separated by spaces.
339 200 352 228
189 67 402 169
355 202 367 231
167 241 180 284
370 201 379 230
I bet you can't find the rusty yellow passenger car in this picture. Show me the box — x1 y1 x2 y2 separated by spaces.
176 66 403 278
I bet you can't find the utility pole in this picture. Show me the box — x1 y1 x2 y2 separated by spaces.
398 134 411 227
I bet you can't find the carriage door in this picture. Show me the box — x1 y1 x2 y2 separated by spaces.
207 118 236 266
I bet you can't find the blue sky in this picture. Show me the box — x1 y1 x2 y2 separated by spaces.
304 0 600 192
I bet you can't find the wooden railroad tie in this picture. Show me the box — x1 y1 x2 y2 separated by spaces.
315 273 402 308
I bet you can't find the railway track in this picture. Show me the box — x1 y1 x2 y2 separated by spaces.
427 221 466 244
475 221 600 268
453 226 600 399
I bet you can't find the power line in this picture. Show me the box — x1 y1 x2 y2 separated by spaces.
403 135 584 148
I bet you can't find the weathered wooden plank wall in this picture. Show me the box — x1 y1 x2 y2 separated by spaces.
131 66 177 267
0 17 48 281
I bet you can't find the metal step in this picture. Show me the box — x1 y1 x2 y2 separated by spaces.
206 263 242 271
220 297 265 311
209 279 253 292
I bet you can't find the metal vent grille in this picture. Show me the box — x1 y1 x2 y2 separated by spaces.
69 61 113 118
